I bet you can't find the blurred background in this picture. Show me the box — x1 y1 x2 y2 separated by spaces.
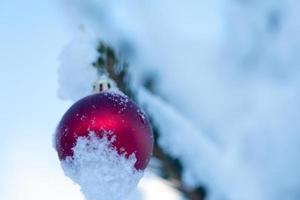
1 0 300 199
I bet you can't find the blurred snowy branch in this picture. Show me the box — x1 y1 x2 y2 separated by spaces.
58 0 300 199
137 88 268 200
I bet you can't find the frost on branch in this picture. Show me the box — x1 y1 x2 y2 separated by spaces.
137 88 266 200
57 31 99 101
61 132 143 200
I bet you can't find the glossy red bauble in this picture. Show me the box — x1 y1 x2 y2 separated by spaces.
55 91 153 170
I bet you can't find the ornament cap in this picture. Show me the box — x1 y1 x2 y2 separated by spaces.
93 76 117 92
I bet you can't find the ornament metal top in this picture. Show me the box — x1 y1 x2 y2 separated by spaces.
92 76 117 93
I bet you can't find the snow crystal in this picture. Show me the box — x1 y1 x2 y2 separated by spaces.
61 132 143 200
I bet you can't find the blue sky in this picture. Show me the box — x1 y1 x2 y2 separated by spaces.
0 0 76 198
0 0 69 132
0 0 70 132
0 0 69 158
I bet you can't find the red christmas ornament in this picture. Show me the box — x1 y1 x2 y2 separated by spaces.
55 91 153 170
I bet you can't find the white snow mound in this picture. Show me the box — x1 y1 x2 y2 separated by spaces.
61 132 143 200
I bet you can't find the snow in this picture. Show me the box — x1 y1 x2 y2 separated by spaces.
61 132 143 200
57 30 127 101
57 30 99 101
137 88 266 200
58 0 300 199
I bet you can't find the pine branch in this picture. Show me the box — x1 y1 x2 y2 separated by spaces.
93 41 206 200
